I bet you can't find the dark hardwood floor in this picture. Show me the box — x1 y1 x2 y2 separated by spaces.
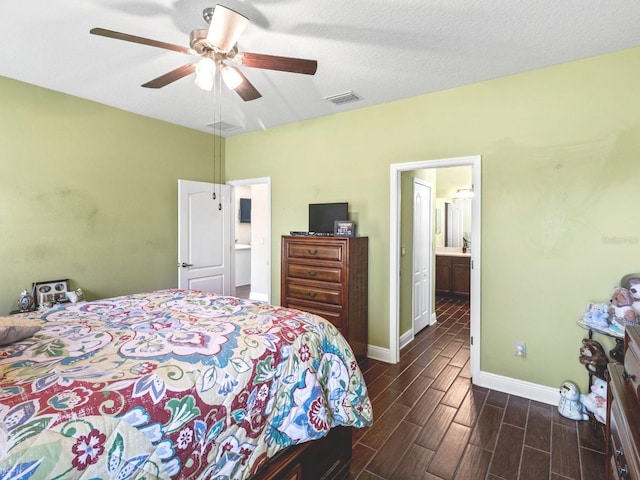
351 296 606 480
235 284 251 299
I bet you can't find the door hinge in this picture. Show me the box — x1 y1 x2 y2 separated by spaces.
470 335 474 346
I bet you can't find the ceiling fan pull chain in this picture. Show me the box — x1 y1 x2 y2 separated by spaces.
211 72 218 202
215 72 223 212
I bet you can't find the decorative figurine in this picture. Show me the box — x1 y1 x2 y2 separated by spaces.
66 288 86 303
17 289 35 312
75 288 85 302
558 381 588 421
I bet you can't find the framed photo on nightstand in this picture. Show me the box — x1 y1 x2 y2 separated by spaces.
32 279 70 308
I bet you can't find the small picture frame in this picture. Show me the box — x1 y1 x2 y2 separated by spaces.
32 279 70 308
334 220 356 237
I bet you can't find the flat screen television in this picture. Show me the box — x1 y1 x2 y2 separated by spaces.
309 202 348 234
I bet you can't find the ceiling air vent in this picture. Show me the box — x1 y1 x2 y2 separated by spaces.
206 121 241 132
324 91 362 106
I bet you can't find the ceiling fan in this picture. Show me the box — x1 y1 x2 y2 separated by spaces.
90 4 318 101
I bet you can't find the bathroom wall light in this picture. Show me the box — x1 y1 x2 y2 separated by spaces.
453 188 474 199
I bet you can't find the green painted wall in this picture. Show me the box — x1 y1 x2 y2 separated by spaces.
226 47 640 391
3 47 639 393
0 76 221 310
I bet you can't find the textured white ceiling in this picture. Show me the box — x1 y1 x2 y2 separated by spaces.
1 1 639 136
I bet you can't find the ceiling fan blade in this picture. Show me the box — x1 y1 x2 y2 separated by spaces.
141 64 196 88
232 69 262 101
90 27 192 54
237 52 317 75
206 5 249 53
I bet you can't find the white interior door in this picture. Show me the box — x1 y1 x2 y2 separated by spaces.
413 179 432 334
178 179 232 294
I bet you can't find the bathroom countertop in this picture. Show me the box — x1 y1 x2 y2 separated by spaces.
435 246 471 257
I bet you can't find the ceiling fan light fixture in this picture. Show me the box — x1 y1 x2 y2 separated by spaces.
90 7 317 102
195 57 216 91
206 5 249 53
221 65 243 90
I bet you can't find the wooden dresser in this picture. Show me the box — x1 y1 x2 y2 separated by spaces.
606 325 640 480
280 236 368 359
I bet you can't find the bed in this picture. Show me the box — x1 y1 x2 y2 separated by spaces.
0 289 372 479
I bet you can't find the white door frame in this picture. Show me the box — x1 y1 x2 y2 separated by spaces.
227 177 272 303
390 156 481 380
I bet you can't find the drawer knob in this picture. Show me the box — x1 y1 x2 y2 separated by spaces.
307 249 318 255
618 465 628 477
616 449 623 458
307 270 318 277
622 370 635 382
307 291 318 298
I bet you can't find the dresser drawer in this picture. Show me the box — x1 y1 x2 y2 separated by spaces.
608 363 640 480
626 327 640 403
625 345 640 403
287 283 343 306
286 263 343 283
609 456 621 480
610 400 631 480
284 241 344 262
285 301 344 331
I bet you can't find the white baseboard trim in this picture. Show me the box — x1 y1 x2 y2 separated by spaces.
366 344 392 363
399 330 413 350
363 344 560 407
250 292 269 302
398 314 438 351
469 371 559 406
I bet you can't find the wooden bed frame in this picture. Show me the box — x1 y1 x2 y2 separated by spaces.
252 426 352 480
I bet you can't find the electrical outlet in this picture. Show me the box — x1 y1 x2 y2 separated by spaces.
514 341 526 357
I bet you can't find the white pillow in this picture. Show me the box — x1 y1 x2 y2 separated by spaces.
0 317 42 346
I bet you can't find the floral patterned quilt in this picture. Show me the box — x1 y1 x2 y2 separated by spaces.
0 289 372 480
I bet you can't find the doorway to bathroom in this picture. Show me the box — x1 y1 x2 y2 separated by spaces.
227 177 272 303
390 155 481 378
